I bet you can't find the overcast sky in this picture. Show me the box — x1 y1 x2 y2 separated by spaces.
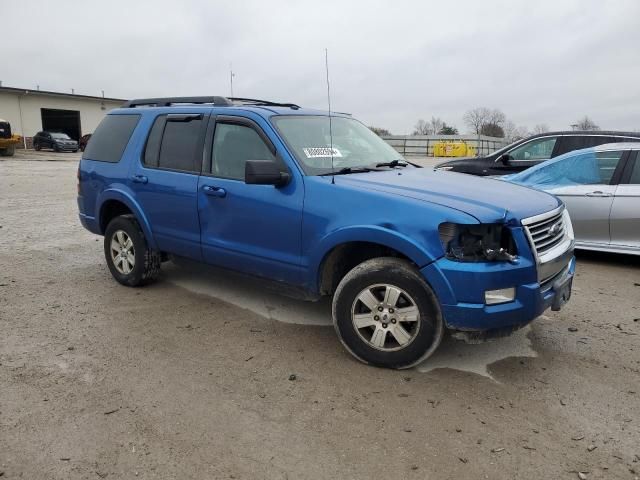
3 0 640 134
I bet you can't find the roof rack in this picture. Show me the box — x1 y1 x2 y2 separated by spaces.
229 97 301 110
122 96 233 108
121 96 302 110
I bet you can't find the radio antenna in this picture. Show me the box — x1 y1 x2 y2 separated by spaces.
325 48 335 184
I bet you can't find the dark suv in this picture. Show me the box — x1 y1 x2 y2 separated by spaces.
436 131 640 176
33 131 79 152
78 96 575 369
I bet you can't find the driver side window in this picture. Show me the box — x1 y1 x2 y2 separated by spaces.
508 137 557 161
212 123 275 180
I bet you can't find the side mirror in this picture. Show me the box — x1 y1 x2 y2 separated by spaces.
499 154 512 165
245 160 290 187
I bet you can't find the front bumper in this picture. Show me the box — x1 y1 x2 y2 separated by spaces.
420 225 575 332
56 144 78 151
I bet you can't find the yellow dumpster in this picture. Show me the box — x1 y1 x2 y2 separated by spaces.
433 140 476 157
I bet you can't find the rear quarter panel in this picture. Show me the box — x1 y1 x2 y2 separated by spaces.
78 111 154 240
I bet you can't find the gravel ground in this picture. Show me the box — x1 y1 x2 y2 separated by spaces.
1 152 639 479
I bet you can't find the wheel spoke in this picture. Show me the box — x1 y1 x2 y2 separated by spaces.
370 327 387 348
383 286 401 307
396 306 419 322
122 257 130 274
111 238 122 254
116 231 126 246
357 289 379 311
353 313 377 329
123 237 133 250
126 252 135 267
390 324 411 345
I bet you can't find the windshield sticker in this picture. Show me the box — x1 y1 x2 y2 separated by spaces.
303 147 343 158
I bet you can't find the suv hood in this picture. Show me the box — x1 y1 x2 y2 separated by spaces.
337 168 560 223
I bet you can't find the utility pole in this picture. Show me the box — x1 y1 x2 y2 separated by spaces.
230 63 235 97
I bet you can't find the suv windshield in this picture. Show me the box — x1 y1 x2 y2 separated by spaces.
51 133 71 139
272 115 403 175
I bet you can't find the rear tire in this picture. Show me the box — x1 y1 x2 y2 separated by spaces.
34 142 41 151
0 146 15 157
104 214 161 287
332 257 444 369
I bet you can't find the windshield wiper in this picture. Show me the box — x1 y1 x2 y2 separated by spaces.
319 166 377 176
375 159 408 168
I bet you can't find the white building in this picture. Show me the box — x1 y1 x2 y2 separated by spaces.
0 85 125 147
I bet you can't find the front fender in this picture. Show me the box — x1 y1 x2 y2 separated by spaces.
96 186 158 250
308 225 441 293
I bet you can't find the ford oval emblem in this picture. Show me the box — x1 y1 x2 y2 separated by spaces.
549 221 562 236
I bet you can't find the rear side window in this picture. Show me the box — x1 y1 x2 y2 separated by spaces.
143 117 164 168
554 136 624 156
595 150 624 184
143 114 203 172
82 114 140 163
626 154 640 184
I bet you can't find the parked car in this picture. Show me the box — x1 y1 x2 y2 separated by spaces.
505 143 640 255
79 134 92 152
436 131 640 176
33 131 79 152
78 96 575 369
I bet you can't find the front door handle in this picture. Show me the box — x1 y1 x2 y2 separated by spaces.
132 175 148 184
203 185 227 198
585 191 611 197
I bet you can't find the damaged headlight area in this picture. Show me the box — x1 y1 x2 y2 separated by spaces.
438 223 518 263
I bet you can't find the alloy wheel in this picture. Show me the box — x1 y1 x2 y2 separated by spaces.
351 283 421 351
110 230 135 274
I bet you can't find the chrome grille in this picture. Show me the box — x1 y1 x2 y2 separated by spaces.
523 209 566 256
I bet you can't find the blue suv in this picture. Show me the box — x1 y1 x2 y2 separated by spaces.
78 96 575 369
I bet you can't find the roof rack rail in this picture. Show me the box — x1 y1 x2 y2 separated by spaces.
229 97 301 110
122 96 233 108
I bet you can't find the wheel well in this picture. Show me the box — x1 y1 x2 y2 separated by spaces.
100 200 132 233
318 242 413 296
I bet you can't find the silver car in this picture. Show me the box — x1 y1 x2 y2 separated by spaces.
506 143 640 255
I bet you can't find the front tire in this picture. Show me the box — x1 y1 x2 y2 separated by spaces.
332 257 444 369
104 214 161 287
34 142 41 151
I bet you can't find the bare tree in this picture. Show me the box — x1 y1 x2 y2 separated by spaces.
428 117 444 136
481 123 505 138
487 109 506 127
369 126 391 136
572 116 600 131
463 107 491 134
503 121 529 142
412 119 430 135
464 107 506 136
532 124 549 135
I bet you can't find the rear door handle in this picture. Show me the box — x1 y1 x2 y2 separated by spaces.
203 185 227 198
585 191 611 197
132 175 148 184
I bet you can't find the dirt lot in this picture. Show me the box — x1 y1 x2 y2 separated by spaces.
1 151 639 479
